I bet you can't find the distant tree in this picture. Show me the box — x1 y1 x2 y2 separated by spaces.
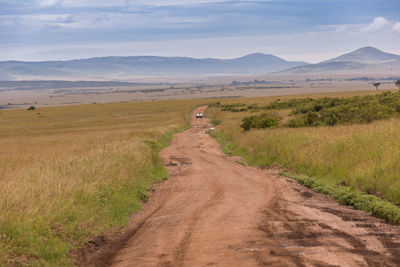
395 80 400 89
27 106 35 111
373 82 381 90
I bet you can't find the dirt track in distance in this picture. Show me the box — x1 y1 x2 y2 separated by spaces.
109 106 400 266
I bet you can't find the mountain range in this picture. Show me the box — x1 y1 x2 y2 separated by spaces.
0 47 399 80
0 54 307 81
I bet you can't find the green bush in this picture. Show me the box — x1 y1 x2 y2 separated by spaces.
241 113 279 131
305 111 319 126
287 117 305 128
27 106 35 111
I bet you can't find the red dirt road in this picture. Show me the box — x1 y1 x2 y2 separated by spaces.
109 106 400 266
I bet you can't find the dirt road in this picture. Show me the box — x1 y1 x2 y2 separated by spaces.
109 106 400 266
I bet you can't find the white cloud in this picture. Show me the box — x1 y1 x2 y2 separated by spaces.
394 22 400 33
36 0 62 7
61 0 126 7
361 17 390 33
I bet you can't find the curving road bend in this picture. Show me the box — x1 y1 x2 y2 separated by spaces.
110 106 400 267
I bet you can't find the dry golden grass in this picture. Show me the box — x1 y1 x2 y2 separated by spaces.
0 100 204 266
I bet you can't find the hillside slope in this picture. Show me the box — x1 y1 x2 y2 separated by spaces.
279 47 400 74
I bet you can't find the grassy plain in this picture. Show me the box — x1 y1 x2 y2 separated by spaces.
207 89 400 222
0 100 202 266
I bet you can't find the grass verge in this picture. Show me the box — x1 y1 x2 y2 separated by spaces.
280 172 400 224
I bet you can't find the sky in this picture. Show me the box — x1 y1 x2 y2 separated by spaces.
0 0 399 63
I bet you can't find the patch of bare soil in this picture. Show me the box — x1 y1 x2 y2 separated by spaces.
76 106 400 266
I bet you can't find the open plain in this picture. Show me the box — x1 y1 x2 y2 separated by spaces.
1 76 397 110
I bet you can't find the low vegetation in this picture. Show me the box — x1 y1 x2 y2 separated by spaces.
240 113 280 131
215 91 400 128
207 90 400 223
0 100 201 266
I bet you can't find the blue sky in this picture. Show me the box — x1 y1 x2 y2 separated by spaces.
0 0 399 62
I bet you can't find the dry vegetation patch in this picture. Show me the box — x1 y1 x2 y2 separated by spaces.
0 100 202 266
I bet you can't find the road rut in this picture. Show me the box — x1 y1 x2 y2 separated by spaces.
110 106 400 266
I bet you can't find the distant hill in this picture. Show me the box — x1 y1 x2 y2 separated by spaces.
279 47 400 74
0 54 308 81
323 47 400 64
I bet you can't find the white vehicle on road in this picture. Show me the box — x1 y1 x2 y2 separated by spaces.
196 112 203 119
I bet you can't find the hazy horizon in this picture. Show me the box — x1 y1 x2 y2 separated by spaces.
1 0 400 63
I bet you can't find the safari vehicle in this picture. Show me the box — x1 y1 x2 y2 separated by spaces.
196 112 203 119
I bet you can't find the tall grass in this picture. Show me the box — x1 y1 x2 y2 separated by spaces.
0 100 201 266
207 90 400 206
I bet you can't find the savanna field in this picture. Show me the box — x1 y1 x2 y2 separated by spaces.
3 89 400 266
0 100 203 266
